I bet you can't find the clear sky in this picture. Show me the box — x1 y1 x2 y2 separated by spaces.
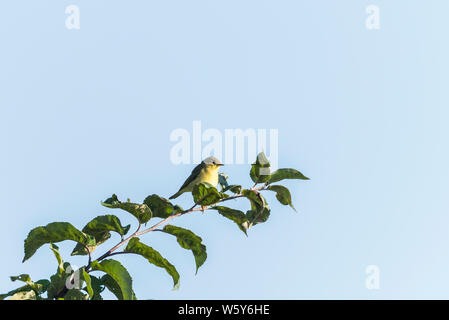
1 1 449 299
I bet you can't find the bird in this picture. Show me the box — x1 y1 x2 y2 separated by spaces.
169 156 224 200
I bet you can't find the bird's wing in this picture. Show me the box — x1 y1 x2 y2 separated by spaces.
176 162 205 192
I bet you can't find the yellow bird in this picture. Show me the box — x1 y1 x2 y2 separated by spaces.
169 156 224 199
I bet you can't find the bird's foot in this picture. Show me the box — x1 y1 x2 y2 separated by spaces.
201 205 207 212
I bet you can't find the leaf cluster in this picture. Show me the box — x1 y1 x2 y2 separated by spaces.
2 153 308 300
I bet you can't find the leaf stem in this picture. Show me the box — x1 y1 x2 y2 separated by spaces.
83 245 92 270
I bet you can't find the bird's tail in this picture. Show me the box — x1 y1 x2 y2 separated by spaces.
169 191 182 199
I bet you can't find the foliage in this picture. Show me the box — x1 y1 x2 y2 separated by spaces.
1 153 308 300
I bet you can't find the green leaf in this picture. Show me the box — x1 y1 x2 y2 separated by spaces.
255 151 271 167
246 207 270 227
64 289 88 300
192 182 222 206
161 225 207 274
90 259 134 300
87 276 104 300
143 194 182 219
1 275 50 300
218 173 229 191
100 274 136 300
212 206 249 235
10 274 32 284
71 215 131 256
102 194 152 224
1 286 30 300
83 215 130 237
9 274 49 296
81 268 93 299
23 222 95 262
90 274 104 300
267 185 296 210
250 152 271 183
9 290 36 300
101 274 123 300
34 279 50 295
223 184 242 194
242 190 271 228
50 243 64 274
242 189 264 208
125 237 180 290
72 235 110 256
267 168 310 184
218 173 241 194
250 165 271 183
220 192 230 199
46 272 69 300
47 262 86 300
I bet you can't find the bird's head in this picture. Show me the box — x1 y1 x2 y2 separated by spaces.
202 156 224 170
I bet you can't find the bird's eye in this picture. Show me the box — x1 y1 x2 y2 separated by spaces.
212 161 216 165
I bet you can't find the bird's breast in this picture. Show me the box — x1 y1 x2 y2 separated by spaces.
198 167 219 186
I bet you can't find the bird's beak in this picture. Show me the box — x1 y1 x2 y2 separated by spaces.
218 163 224 166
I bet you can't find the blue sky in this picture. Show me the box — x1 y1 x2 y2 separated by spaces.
1 1 449 299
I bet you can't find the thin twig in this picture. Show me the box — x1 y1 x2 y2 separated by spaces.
107 251 138 258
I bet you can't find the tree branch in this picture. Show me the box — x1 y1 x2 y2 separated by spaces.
87 184 267 270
